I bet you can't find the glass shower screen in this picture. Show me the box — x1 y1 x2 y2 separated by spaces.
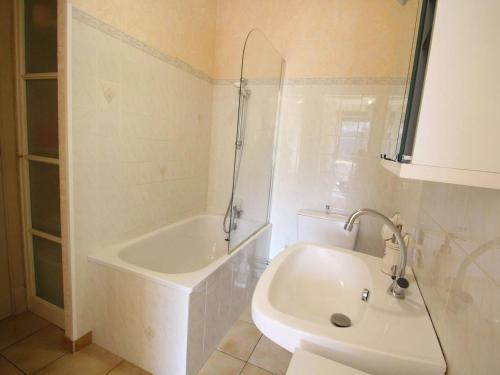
228 29 284 253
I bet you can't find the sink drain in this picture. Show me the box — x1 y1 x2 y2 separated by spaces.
330 313 351 328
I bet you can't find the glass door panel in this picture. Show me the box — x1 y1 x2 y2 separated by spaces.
26 79 59 158
228 30 284 253
32 235 63 308
28 161 61 236
24 0 57 73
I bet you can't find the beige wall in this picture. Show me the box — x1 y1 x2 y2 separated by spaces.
69 0 418 79
69 0 217 77
213 0 419 79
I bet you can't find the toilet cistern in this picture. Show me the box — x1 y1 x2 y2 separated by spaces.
344 208 409 299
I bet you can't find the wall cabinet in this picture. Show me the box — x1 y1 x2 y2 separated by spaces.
382 0 500 190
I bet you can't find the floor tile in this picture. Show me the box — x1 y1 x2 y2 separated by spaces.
239 304 253 325
36 344 122 375
198 350 245 375
240 363 274 375
218 320 262 361
1 325 66 374
108 360 152 375
248 336 292 375
0 312 50 350
0 356 23 375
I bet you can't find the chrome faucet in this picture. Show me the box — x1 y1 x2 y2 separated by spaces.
344 208 409 299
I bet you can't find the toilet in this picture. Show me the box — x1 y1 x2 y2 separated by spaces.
297 209 359 249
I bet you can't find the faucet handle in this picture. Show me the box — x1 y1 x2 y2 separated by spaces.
233 204 243 218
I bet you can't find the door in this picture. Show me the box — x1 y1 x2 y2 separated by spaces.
17 0 64 327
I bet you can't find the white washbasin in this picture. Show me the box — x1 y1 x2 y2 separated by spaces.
252 243 446 375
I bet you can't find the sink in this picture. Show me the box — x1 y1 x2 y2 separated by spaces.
252 243 446 375
269 244 371 327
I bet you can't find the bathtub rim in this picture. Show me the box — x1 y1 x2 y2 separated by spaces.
87 214 271 293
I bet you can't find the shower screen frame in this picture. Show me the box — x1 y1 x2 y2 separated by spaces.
227 29 285 254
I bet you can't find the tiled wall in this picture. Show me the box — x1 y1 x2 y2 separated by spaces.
206 84 238 215
207 82 280 218
230 82 280 224
207 79 405 259
395 180 500 375
269 81 403 258
71 9 212 337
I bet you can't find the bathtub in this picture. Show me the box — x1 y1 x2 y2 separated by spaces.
87 214 271 375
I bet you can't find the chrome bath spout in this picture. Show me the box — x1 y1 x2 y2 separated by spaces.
345 208 409 299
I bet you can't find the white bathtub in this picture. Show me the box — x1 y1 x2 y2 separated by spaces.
87 214 271 375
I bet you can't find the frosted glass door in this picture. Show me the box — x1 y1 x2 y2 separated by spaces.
19 0 63 325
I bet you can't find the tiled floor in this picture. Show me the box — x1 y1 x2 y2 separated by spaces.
198 304 292 375
0 307 291 375
0 312 151 375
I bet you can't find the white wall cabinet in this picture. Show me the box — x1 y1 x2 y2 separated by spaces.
382 0 500 190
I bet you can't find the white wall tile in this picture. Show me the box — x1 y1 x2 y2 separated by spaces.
72 17 213 338
268 83 403 258
395 179 500 375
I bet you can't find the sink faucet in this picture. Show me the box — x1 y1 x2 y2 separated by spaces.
344 208 409 299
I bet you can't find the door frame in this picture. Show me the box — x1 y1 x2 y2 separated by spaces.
12 0 68 328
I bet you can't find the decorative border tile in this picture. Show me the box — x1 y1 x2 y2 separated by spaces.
284 76 407 86
72 7 213 84
213 76 406 86
211 79 240 86
212 78 282 86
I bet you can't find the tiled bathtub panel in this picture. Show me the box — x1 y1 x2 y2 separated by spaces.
87 262 190 375
203 260 233 362
187 282 207 375
187 225 271 375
